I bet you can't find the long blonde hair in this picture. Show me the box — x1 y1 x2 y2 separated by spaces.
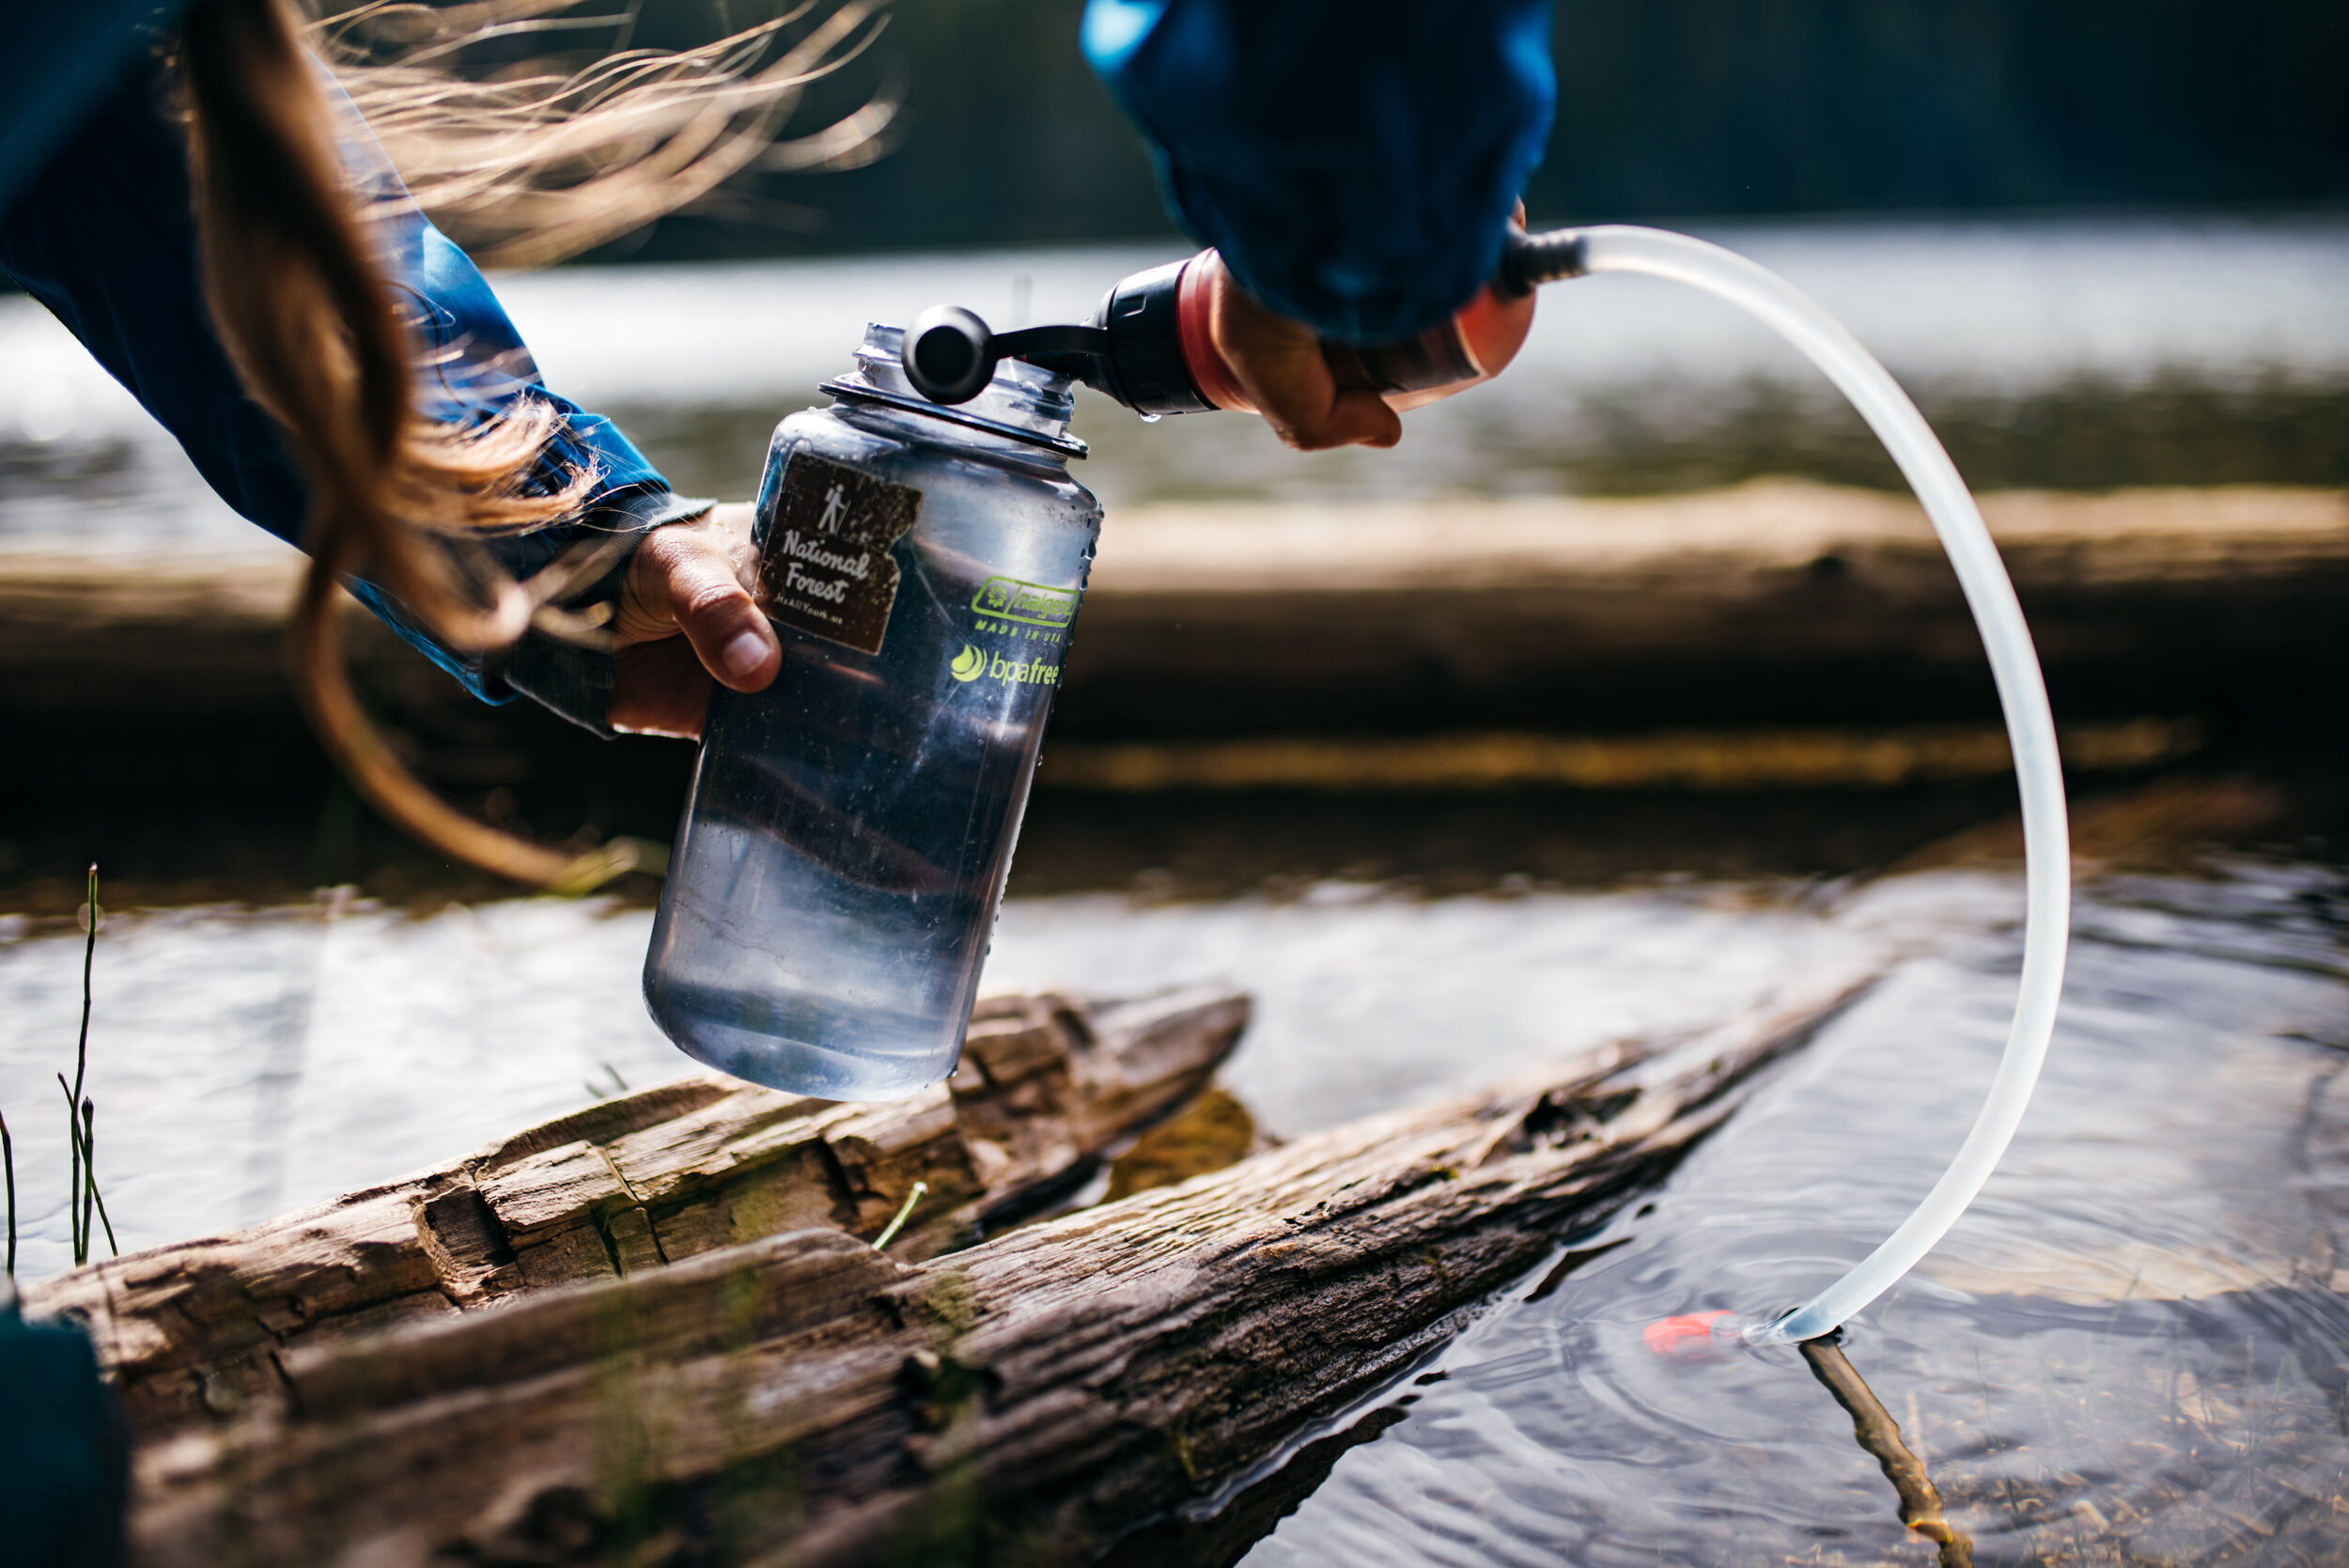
320 0 895 267
176 0 888 887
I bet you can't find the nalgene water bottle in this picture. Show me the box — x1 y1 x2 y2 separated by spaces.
643 325 1100 1100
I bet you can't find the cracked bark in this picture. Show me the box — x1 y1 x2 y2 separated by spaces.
21 986 1249 1444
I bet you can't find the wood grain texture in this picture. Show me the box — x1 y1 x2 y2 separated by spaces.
20 986 1249 1445
126 968 1875 1567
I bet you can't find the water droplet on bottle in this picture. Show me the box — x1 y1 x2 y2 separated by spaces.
1138 411 1162 425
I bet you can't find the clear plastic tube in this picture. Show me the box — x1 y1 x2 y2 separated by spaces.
1573 226 2072 1345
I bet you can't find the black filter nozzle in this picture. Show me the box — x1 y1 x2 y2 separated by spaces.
1083 259 1217 417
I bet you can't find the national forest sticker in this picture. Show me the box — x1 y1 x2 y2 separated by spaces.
756 453 921 656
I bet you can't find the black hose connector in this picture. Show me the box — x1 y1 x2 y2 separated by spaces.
1498 225 1590 298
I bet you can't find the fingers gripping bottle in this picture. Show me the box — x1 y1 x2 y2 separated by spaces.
643 326 1098 1100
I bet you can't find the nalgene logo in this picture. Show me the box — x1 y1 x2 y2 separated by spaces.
971 576 1079 629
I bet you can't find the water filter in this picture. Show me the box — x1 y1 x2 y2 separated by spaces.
649 225 2070 1351
897 225 2072 1343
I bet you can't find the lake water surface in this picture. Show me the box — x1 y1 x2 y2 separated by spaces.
1241 864 2349 1567
4 862 2347 1562
0 873 1845 1274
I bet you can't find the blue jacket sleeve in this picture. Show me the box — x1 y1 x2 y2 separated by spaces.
1083 0 1555 346
0 46 701 728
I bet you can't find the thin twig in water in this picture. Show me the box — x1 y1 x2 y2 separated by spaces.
872 1181 926 1251
1802 1336 1974 1568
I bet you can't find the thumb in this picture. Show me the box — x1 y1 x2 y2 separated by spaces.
677 576 779 692
1303 390 1403 450
625 522 780 691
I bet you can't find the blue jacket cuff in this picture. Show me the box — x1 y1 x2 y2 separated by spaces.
356 487 715 738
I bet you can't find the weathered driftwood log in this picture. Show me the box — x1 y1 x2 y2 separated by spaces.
8 483 2341 909
23 987 1249 1444
130 970 1873 1567
1066 481 2349 737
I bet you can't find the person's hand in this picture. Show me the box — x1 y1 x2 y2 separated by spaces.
1205 204 1533 450
609 503 777 738
1201 256 1403 452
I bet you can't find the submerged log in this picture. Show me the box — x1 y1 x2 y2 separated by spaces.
128 968 1875 1567
22 986 1249 1444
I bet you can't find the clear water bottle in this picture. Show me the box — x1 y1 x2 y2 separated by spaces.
643 325 1100 1100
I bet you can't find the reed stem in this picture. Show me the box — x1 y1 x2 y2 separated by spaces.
83 1103 117 1258
57 1076 85 1263
2 1108 16 1279
67 863 97 1262
80 1099 117 1259
54 1078 117 1264
1800 1336 1973 1568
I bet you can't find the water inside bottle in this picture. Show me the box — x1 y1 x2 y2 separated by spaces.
646 544 1061 1099
643 321 1093 1100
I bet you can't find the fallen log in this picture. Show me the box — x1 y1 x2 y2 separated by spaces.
128 968 1875 1567
8 483 2342 912
1069 481 2349 737
10 483 2347 793
22 986 1250 1443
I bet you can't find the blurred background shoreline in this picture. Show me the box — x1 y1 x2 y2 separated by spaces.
534 0 2349 262
6 208 2346 913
